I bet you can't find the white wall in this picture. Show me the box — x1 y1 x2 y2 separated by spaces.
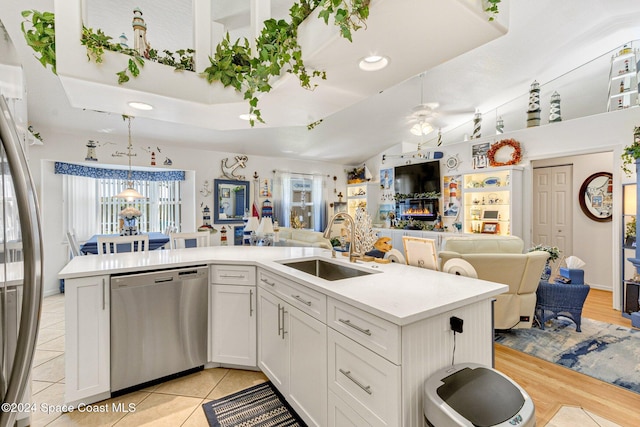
367 107 640 308
29 129 349 296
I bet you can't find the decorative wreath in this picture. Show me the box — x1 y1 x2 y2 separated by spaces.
488 138 522 167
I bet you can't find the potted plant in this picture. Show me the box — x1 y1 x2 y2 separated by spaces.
626 216 637 247
529 244 561 281
621 126 640 176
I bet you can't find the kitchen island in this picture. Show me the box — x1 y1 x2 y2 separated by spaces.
59 246 506 426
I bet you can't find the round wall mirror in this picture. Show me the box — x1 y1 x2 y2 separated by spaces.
578 172 612 222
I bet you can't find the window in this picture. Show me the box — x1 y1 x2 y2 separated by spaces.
56 162 184 240
97 178 181 235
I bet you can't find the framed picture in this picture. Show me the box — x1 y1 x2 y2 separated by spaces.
471 142 490 169
482 210 500 220
481 222 499 234
221 188 230 198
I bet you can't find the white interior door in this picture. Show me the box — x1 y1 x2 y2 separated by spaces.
533 165 573 262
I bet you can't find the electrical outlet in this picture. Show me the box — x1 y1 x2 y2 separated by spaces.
450 316 463 333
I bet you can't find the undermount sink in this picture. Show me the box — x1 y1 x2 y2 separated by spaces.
279 258 376 281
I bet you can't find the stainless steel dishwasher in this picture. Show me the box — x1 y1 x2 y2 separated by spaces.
110 265 208 394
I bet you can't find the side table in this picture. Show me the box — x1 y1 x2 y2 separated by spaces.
535 281 590 332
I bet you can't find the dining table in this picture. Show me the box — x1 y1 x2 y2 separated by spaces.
80 232 170 255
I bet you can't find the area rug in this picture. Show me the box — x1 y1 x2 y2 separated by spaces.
495 317 640 394
202 381 307 427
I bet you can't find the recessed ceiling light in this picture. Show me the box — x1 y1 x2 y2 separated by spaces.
359 55 389 71
128 101 153 111
239 113 257 121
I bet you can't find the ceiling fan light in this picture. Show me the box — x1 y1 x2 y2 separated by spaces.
359 55 389 71
410 122 433 136
239 113 257 121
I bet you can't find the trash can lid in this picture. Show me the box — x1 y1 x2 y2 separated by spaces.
437 366 525 427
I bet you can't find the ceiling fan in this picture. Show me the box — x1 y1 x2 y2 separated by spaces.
407 74 475 137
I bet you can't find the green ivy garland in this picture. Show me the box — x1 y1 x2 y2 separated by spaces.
394 192 441 201
21 1 500 125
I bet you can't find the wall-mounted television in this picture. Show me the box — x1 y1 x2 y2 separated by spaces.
394 161 441 195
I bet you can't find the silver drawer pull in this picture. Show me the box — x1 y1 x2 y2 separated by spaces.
339 369 372 395
260 278 276 286
221 274 245 279
338 318 372 336
292 294 312 306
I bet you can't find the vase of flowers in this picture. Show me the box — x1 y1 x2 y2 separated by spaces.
528 244 561 281
119 206 141 235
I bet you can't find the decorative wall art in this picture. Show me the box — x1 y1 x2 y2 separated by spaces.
445 154 461 172
379 168 395 222
443 175 461 217
527 80 541 127
471 142 490 169
579 172 613 222
221 155 248 180
260 179 272 197
488 139 522 167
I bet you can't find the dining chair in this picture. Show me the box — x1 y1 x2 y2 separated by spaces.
169 231 210 249
402 236 439 271
66 231 82 258
97 235 150 254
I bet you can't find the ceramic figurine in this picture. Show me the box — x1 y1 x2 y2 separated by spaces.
471 110 482 139
549 91 562 123
132 7 151 59
85 140 98 161
526 81 541 127
496 116 504 134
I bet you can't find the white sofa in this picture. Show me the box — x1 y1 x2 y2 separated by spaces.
439 236 549 330
276 227 332 249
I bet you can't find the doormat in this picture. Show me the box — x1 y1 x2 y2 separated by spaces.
202 381 308 427
495 317 640 394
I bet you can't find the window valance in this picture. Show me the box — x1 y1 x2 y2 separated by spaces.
54 162 185 181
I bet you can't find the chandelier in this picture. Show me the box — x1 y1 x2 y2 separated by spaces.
115 117 145 200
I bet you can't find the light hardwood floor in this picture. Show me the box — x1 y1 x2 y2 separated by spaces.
495 288 640 427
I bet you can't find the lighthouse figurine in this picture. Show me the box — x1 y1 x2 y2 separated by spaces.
132 7 151 58
85 140 98 161
526 81 541 127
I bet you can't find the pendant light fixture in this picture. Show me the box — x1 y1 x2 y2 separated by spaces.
115 116 146 200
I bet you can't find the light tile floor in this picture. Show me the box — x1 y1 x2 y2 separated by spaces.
31 293 267 426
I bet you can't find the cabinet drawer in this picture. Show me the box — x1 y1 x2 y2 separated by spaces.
328 298 400 364
328 329 401 427
210 265 256 285
328 390 371 427
258 269 326 322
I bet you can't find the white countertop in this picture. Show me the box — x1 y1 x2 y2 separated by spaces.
58 247 507 325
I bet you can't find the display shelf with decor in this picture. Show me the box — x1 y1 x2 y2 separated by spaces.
622 183 638 317
461 166 523 237
607 43 639 112
347 182 378 219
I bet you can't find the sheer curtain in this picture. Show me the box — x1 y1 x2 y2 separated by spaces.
63 175 99 242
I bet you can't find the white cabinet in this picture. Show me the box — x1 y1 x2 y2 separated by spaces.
65 275 110 404
257 269 327 427
607 43 638 111
461 166 523 237
209 265 256 367
347 182 378 219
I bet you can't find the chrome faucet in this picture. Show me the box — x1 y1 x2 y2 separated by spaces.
324 212 359 263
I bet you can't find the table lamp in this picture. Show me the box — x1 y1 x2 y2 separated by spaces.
244 216 260 246
256 217 274 246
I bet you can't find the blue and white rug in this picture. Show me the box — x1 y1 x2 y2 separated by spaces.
495 317 640 394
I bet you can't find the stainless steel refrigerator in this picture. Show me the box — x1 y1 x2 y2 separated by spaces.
0 94 44 427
